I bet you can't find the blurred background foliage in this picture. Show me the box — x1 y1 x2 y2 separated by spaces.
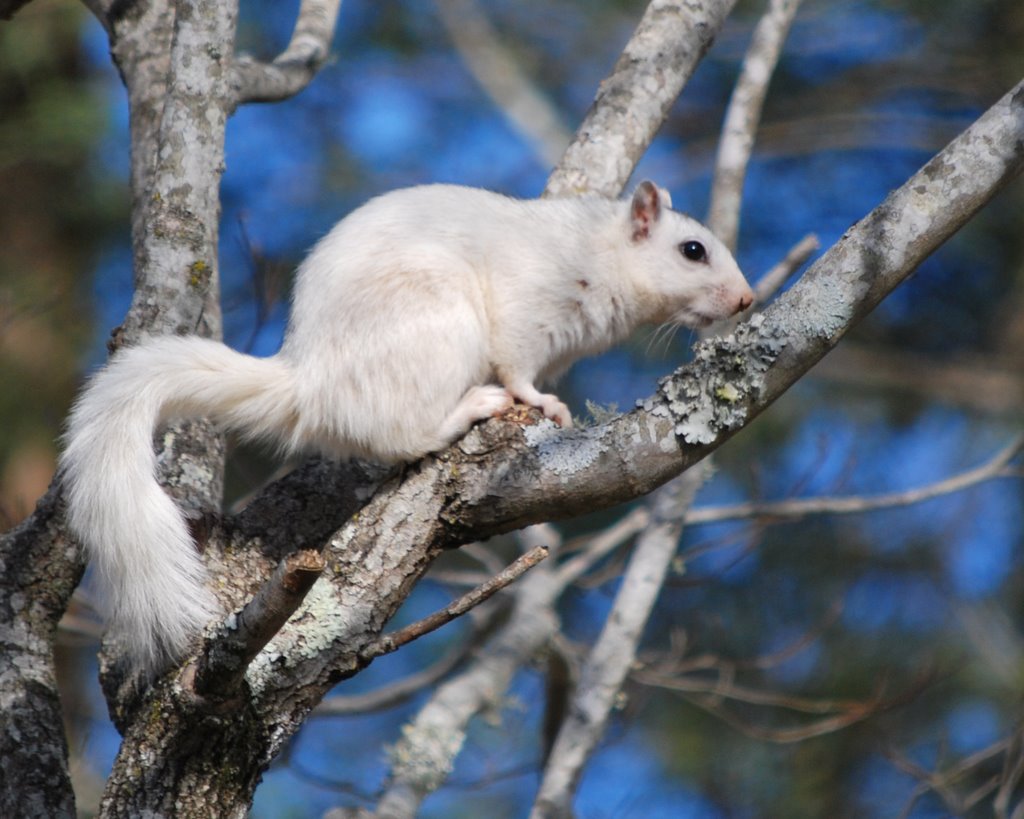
1 0 1022 816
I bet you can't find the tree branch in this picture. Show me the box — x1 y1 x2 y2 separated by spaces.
547 0 739 198
444 79 1024 534
193 550 325 700
0 488 81 818
811 342 1024 416
686 435 1023 525
360 546 549 661
531 467 706 819
231 0 342 107
707 0 804 249
435 0 571 168
885 735 1016 817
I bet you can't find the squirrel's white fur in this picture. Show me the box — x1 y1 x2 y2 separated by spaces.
61 182 753 672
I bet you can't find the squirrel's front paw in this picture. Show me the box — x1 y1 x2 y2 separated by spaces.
537 394 572 428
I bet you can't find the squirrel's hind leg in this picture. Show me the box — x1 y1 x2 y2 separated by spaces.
435 384 513 447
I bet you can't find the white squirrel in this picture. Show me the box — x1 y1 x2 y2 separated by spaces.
61 181 754 672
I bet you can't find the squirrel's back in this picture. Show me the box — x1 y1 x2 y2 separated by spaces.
279 186 623 460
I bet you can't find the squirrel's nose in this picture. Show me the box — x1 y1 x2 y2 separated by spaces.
735 287 754 313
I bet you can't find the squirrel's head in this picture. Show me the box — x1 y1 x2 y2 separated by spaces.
626 180 754 327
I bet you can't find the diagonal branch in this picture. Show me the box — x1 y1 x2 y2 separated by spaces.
435 0 572 167
546 0 739 198
360 546 549 661
443 79 1024 535
193 550 325 699
530 467 707 819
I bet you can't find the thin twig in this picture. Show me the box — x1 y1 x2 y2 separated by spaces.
644 600 841 677
964 776 1003 811
316 637 478 716
683 693 877 743
753 232 820 303
995 728 1024 817
361 546 549 661
685 435 1023 526
635 669 869 714
558 434 1019 594
660 669 933 745
885 738 1013 816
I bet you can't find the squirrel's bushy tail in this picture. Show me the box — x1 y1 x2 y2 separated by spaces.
60 336 298 672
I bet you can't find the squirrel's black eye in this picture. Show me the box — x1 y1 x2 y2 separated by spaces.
680 240 707 262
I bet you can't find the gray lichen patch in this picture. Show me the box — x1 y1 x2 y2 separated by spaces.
523 421 609 478
643 313 787 446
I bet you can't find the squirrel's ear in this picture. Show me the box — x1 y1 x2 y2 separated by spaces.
630 180 668 241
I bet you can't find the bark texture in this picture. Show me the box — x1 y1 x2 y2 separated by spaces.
0 490 81 819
